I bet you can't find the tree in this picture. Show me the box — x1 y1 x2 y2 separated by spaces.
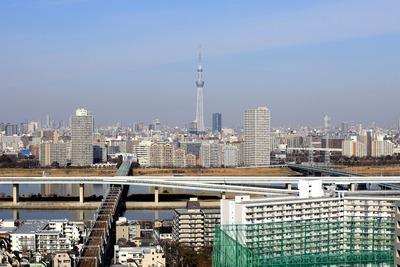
51 161 60 168
114 155 123 168
131 160 140 169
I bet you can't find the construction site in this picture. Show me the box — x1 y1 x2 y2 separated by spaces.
212 217 394 266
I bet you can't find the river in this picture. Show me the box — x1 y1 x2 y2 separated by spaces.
0 184 176 221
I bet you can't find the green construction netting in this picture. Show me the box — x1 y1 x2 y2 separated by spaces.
212 218 394 267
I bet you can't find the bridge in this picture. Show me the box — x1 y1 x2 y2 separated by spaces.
286 147 342 152
3 175 400 204
77 158 132 267
287 164 365 177
78 186 122 267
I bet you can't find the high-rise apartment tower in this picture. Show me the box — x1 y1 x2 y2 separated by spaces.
70 108 93 166
323 114 331 133
212 113 222 133
195 45 205 133
244 107 270 166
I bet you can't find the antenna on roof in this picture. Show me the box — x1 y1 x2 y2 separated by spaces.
198 44 202 63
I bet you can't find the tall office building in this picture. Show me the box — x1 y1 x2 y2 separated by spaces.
194 45 205 133
152 119 161 131
341 121 349 133
70 108 93 166
45 114 51 129
323 114 331 133
244 107 270 166
212 113 222 133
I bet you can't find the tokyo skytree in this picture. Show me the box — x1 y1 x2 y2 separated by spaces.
195 44 205 133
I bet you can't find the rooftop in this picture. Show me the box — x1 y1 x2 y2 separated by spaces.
13 220 48 235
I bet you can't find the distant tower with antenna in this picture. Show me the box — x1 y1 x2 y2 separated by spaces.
195 44 205 133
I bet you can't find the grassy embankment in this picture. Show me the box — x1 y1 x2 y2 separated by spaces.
0 168 116 177
336 166 400 176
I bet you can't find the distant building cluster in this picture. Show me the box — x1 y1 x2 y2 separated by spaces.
2 109 400 168
1 49 400 168
0 106 273 168
271 115 400 164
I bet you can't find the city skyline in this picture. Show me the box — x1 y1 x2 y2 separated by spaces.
1 0 400 128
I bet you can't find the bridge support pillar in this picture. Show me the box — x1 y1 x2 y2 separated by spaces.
77 210 84 220
79 184 85 204
13 210 19 221
154 186 159 203
349 183 356 192
12 184 19 204
286 183 292 190
221 192 226 199
155 210 159 220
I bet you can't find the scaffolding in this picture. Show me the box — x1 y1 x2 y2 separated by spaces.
212 218 394 267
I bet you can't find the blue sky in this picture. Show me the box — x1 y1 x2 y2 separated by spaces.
1 0 400 129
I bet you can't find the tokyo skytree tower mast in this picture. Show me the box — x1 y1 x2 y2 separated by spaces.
195 44 205 133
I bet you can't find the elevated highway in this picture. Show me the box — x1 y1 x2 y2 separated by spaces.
287 164 365 177
3 175 400 204
3 175 400 185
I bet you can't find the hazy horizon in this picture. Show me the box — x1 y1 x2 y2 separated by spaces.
1 0 400 129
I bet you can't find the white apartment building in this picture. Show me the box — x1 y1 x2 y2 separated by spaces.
11 220 48 252
70 108 93 166
342 138 365 157
185 153 196 167
148 142 195 168
372 139 394 157
11 219 84 253
174 148 187 168
0 135 21 152
48 219 85 243
217 183 398 266
133 140 152 167
114 245 165 266
222 143 239 167
244 107 270 166
149 143 175 168
39 142 67 167
200 142 222 168
36 231 73 253
221 186 397 226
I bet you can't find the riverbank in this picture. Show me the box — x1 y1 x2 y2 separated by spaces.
0 192 224 209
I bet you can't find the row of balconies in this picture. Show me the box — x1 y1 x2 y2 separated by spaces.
179 234 204 238
178 215 203 219
178 226 204 231
179 220 204 224
248 202 340 213
345 200 394 206
178 228 203 232
246 209 342 219
180 238 204 243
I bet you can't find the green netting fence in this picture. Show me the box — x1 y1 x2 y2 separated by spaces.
212 218 394 267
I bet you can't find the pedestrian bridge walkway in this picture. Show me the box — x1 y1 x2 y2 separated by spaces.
78 158 132 267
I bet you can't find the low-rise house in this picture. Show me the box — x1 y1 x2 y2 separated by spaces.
114 245 165 267
116 218 141 242
52 252 72 267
